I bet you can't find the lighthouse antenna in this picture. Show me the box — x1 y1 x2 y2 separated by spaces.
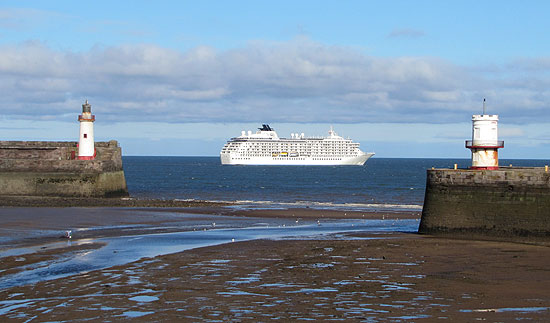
483 98 486 115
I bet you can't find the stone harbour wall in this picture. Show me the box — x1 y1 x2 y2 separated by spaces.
0 171 128 198
0 140 128 197
419 167 550 239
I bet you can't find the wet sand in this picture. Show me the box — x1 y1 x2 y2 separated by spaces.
0 196 231 208
0 206 416 249
1 206 550 321
2 234 550 321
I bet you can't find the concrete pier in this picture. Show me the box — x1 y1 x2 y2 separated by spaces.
419 167 550 239
0 140 128 197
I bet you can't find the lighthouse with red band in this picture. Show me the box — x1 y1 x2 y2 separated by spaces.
465 99 504 170
78 100 95 160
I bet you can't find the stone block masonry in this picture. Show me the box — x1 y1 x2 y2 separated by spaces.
419 167 550 239
0 140 128 197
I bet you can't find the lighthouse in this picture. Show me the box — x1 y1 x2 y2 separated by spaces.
465 99 504 170
78 100 95 160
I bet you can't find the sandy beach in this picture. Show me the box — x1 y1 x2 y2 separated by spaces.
1 205 549 321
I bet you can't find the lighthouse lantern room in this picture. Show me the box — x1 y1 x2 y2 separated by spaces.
465 99 504 170
78 100 95 160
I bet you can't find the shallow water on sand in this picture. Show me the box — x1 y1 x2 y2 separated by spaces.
0 217 418 290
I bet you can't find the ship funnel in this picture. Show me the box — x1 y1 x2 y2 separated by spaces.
483 98 486 115
241 130 246 136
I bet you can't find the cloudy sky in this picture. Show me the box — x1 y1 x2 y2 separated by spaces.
1 1 549 158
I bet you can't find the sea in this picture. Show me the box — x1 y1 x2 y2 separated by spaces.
123 157 547 212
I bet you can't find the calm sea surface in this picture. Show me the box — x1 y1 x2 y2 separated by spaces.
123 157 547 211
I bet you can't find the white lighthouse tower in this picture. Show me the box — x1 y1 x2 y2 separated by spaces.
465 99 503 170
78 100 95 160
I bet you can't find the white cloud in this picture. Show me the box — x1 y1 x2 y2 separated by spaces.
0 38 549 125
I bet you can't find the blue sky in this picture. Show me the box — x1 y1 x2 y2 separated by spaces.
1 1 550 158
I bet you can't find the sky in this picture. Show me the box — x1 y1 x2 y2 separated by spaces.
1 0 549 158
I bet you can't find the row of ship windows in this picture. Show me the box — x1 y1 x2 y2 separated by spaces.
222 148 356 153
224 144 358 147
230 157 345 160
232 146 358 149
235 147 355 148
222 149 354 154
231 154 356 157
232 152 355 155
226 144 358 148
222 142 359 147
229 148 354 153
312 158 343 160
228 141 352 143
224 150 360 155
273 157 306 160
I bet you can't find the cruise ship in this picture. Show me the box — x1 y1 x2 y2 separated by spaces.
220 125 374 165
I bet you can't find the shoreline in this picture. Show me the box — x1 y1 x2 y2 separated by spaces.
0 196 232 208
224 207 420 219
0 195 422 213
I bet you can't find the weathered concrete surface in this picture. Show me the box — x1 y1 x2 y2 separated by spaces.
419 167 550 239
0 140 128 197
0 171 127 197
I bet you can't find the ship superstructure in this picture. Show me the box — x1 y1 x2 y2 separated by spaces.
220 124 374 165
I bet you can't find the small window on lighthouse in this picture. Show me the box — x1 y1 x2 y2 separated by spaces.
83 134 87 138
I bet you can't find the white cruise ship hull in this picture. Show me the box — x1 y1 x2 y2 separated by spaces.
221 152 374 166
220 125 375 166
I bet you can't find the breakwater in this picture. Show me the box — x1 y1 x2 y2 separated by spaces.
0 140 128 197
419 167 550 239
